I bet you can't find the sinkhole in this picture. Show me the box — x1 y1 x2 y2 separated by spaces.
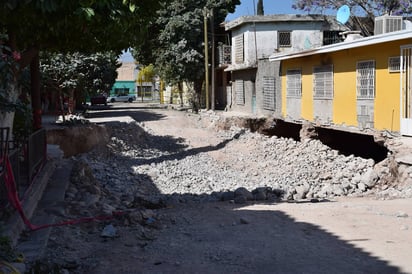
260 119 388 163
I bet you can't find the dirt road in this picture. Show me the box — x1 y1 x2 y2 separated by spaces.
136 108 412 274
26 105 412 273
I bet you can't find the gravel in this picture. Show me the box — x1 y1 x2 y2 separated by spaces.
69 116 412 210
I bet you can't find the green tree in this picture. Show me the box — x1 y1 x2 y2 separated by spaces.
137 64 156 101
132 0 239 109
40 52 119 116
0 0 164 131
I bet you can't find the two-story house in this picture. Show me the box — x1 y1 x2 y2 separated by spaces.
222 14 348 116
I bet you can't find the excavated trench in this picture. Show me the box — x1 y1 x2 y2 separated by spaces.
251 118 389 163
48 114 388 164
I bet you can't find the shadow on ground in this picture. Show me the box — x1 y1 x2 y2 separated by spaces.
23 106 403 273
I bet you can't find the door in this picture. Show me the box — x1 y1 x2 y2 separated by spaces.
401 45 412 136
251 80 256 114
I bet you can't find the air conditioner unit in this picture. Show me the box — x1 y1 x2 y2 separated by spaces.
374 15 403 35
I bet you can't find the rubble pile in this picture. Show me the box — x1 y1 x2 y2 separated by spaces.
73 119 412 209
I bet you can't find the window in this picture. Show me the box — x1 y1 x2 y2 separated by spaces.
323 31 342 45
356 60 375 99
219 45 231 65
286 69 302 97
313 65 334 99
234 34 244 64
278 31 291 48
263 76 276 110
388 56 401 72
235 80 245 105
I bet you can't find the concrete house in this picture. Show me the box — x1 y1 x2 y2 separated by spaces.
223 14 348 116
110 62 137 96
269 15 412 136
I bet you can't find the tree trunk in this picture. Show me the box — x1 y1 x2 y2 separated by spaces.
0 82 19 140
30 52 42 130
178 82 183 107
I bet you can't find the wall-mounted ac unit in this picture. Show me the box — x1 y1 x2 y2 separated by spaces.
374 15 403 35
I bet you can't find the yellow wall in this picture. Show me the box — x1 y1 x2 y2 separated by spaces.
281 38 412 132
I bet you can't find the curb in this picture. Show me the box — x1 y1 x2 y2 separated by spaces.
16 158 73 261
3 159 57 246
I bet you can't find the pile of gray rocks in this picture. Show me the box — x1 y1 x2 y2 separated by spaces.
70 117 412 210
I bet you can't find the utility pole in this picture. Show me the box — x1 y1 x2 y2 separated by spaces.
203 8 209 110
210 8 215 110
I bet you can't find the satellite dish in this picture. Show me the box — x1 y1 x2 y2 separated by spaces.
336 5 350 24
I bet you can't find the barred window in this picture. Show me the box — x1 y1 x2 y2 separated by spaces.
278 31 291 48
388 56 401 72
357 60 375 99
263 76 276 110
313 65 334 99
235 80 245 105
286 69 302 97
234 34 244 64
323 31 342 45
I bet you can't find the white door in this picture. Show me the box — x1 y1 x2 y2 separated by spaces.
401 45 412 136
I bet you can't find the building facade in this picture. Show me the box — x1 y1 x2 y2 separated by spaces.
269 28 412 135
223 15 347 116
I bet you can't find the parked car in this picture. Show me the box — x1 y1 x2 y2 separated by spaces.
90 94 107 106
107 94 136 103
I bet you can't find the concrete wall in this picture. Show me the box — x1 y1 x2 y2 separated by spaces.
313 99 333 124
286 97 302 121
117 62 136 81
231 22 327 65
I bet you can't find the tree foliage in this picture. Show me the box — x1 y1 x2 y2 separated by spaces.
137 64 155 85
0 0 163 54
132 0 240 94
292 0 412 18
0 0 166 128
40 52 119 97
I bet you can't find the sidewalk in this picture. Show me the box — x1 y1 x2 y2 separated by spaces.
3 144 66 248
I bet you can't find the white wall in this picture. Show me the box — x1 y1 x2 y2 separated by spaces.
231 21 326 64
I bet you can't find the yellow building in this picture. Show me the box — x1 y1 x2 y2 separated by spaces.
269 29 412 136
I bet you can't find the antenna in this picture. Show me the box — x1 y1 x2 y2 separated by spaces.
336 5 350 24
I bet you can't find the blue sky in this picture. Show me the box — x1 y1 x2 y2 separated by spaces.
226 0 336 21
226 0 302 20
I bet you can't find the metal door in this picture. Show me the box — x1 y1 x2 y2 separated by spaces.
401 45 412 136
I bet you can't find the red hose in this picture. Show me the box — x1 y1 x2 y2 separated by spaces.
3 156 123 231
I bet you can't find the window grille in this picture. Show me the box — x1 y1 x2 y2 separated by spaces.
278 31 291 48
356 60 375 99
234 35 244 64
235 80 245 105
313 65 334 99
286 69 302 97
323 31 342 45
388 56 401 72
218 45 231 65
263 76 276 110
